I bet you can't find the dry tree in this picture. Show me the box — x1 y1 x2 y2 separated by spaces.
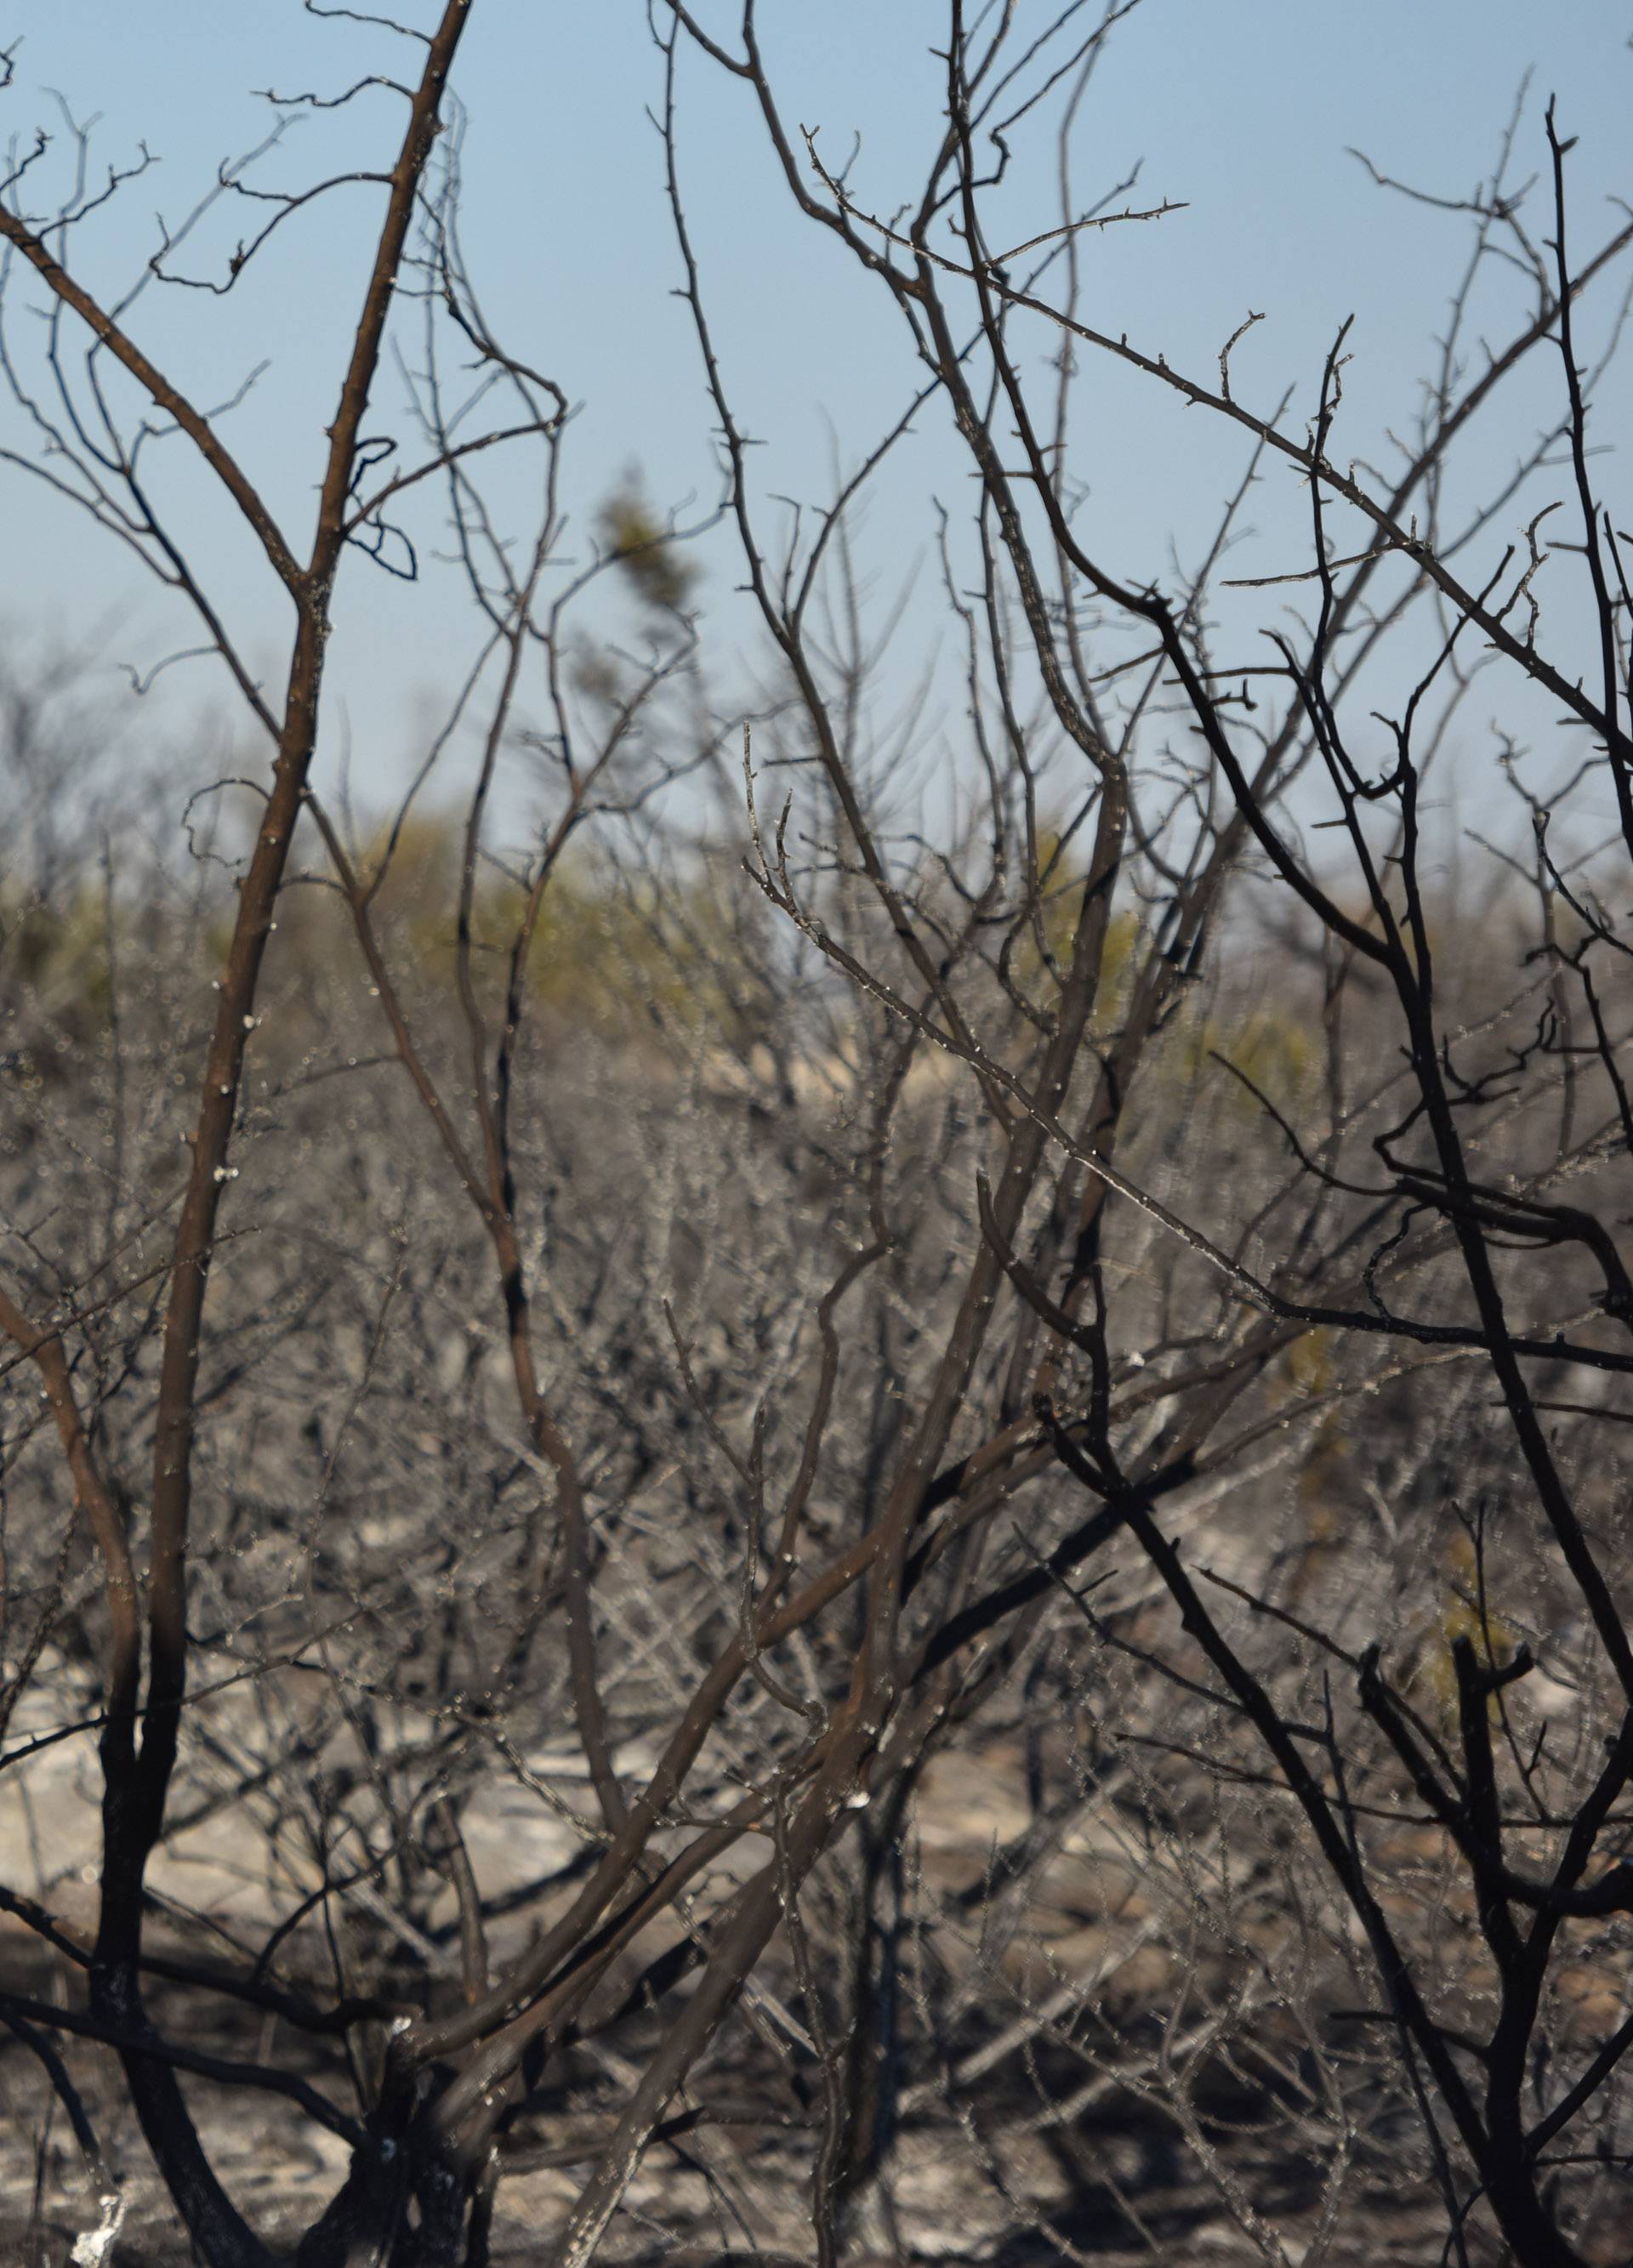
1 6 1630 2265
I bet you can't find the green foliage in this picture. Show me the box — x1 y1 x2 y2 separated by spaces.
1284 1327 1335 1399
595 475 700 616
1181 1003 1317 1114
1282 1329 1347 1572
3 801 755 1057
1012 822 1139 1009
1011 827 1317 1132
281 812 750 1041
1 885 113 1023
1417 1530 1522 1725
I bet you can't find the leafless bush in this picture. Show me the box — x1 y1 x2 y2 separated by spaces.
2 7 1632 2264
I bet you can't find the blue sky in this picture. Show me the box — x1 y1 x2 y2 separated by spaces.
1 3 1629 826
